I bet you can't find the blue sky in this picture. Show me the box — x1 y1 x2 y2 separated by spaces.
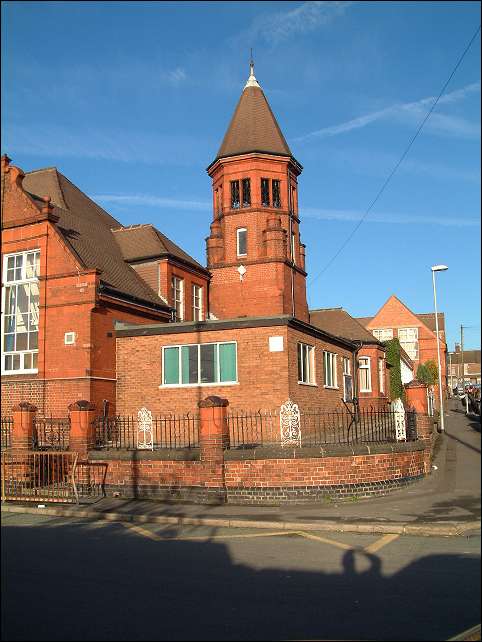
2 1 481 351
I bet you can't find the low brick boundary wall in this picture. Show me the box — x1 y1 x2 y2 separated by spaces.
88 440 429 505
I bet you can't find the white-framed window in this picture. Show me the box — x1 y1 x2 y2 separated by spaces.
378 357 385 394
398 327 419 360
291 232 296 265
372 328 393 342
298 342 315 385
192 285 203 321
237 228 247 257
343 357 353 401
162 341 237 386
359 357 371 392
171 276 184 321
2 250 40 374
323 351 338 388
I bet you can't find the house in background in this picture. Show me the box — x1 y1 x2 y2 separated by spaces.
1 156 208 415
448 346 481 388
356 294 447 401
309 308 390 408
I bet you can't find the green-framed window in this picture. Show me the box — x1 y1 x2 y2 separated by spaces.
162 342 237 386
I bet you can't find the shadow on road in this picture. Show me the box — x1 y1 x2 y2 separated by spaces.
1 517 480 642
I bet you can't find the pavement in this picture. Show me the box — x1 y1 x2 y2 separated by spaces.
2 399 480 537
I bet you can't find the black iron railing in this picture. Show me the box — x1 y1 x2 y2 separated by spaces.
93 414 200 450
33 417 71 451
1 417 13 449
227 407 418 449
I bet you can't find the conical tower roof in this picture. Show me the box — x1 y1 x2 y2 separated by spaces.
214 63 293 162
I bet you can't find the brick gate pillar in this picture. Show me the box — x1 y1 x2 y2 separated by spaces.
198 396 229 462
404 380 429 414
11 402 37 450
198 396 229 498
68 400 96 456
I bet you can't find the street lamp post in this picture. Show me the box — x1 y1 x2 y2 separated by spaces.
431 265 448 432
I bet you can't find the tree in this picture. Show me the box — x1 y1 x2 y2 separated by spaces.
383 338 404 401
416 360 438 386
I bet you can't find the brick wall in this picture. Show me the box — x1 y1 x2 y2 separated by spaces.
116 323 358 415
89 444 428 504
207 154 308 322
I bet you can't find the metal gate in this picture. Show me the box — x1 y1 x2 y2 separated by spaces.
1 451 79 504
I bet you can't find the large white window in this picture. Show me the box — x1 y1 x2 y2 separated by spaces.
359 357 371 392
343 357 353 401
378 358 385 394
192 285 203 321
323 351 338 388
237 228 247 257
298 342 315 384
398 327 419 360
162 342 237 386
2 250 40 374
171 276 184 321
372 328 393 342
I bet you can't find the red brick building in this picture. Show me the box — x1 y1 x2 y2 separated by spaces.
2 63 392 418
115 65 389 415
1 155 208 415
356 295 447 400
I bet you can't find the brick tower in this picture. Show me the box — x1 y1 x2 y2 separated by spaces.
206 62 309 322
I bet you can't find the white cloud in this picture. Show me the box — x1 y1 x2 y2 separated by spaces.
165 67 187 85
2 123 209 166
295 82 481 141
94 194 211 212
303 206 480 228
234 1 352 47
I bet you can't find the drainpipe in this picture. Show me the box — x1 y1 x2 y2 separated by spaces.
288 168 295 318
353 340 363 418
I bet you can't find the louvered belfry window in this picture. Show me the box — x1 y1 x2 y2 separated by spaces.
242 178 251 207
230 180 240 209
261 178 270 206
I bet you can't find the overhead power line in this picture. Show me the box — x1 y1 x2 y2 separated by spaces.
308 23 481 288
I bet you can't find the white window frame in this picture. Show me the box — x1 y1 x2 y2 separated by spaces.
171 276 184 321
372 328 393 342
378 357 385 394
323 350 338 389
298 342 316 385
192 284 203 322
398 327 419 360
343 357 352 401
161 341 238 388
1 249 40 375
237 228 247 257
359 357 372 392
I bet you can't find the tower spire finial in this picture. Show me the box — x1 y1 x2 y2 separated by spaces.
245 50 260 89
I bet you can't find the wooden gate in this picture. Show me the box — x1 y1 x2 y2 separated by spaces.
1 451 79 504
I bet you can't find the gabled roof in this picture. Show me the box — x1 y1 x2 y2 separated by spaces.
416 312 445 333
449 350 481 364
214 65 293 163
355 294 445 334
112 224 208 274
22 168 171 311
309 307 380 344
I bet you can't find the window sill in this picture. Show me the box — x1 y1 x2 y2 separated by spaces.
324 386 339 390
298 381 317 387
1 369 38 376
159 382 239 389
359 390 372 394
